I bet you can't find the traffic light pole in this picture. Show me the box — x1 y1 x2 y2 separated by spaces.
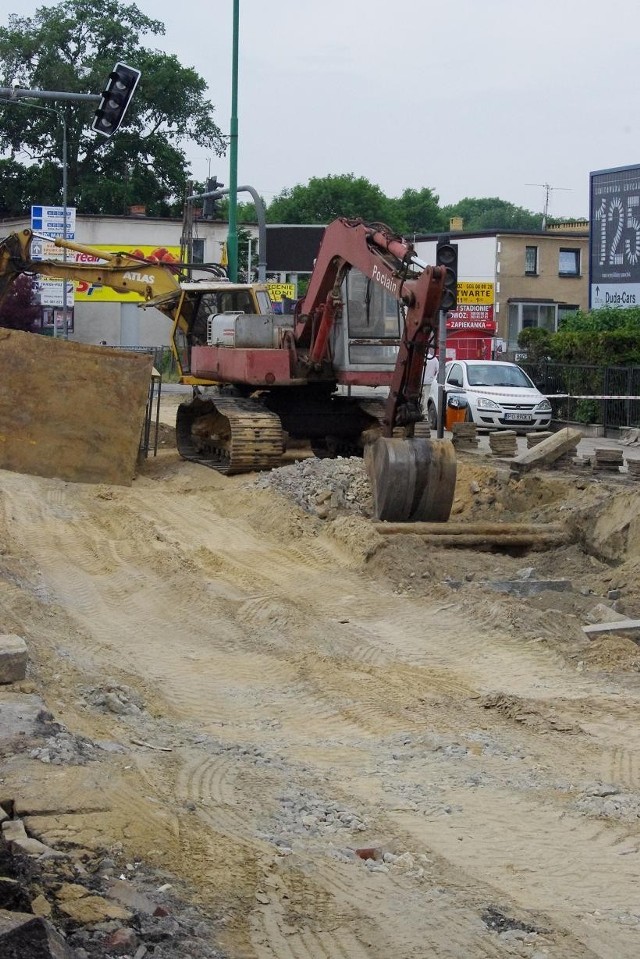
0 93 87 338
1 67 139 339
436 309 447 439
187 183 268 281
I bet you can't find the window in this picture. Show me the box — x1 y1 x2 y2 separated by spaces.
525 246 538 275
507 302 557 350
559 248 580 276
344 269 401 339
447 364 464 388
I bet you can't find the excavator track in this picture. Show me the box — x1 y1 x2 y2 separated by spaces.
176 395 283 474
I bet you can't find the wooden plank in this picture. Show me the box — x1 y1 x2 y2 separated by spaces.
373 521 566 535
386 533 570 548
509 427 582 473
582 619 640 636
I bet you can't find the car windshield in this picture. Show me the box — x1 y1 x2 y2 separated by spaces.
465 364 533 388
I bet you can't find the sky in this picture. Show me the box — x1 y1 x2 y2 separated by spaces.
4 0 640 220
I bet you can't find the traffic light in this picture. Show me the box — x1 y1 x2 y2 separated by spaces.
202 177 224 218
436 236 458 311
92 62 141 138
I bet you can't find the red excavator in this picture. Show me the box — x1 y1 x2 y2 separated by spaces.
0 218 456 520
174 217 456 521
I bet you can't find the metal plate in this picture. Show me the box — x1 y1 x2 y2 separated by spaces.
504 412 533 422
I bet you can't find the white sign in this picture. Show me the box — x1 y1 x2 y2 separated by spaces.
31 204 76 241
30 205 77 311
35 279 75 308
590 283 640 309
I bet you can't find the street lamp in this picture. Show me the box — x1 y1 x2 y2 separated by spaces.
228 0 240 282
0 97 71 337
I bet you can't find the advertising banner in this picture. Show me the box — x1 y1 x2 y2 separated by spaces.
446 305 495 332
71 244 181 302
590 164 640 308
456 281 494 305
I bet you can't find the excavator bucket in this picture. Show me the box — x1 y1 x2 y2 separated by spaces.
0 330 154 486
365 436 457 523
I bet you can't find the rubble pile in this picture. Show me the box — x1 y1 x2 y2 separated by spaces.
254 456 373 518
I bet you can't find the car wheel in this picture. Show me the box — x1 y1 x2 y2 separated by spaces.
427 402 438 430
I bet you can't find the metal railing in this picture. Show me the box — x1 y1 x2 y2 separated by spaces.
520 360 640 430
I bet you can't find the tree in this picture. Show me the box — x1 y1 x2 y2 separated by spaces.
0 273 40 331
442 197 541 232
267 174 393 226
0 1 226 217
393 187 446 235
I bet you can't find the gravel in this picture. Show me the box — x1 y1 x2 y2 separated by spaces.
254 456 373 518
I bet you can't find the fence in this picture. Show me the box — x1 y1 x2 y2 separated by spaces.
520 361 640 431
114 345 179 379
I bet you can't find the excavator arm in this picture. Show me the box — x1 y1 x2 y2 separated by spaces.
0 229 183 306
296 217 456 522
296 217 445 436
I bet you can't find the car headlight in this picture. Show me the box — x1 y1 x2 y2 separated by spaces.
476 396 501 411
535 399 552 413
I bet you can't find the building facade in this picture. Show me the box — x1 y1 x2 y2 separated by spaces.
415 225 589 356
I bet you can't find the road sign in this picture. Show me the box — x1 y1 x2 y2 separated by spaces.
590 164 640 309
590 283 640 309
31 205 76 240
31 205 77 307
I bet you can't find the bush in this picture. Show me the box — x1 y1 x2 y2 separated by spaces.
574 399 600 424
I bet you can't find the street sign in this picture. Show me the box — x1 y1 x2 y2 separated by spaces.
590 283 640 309
31 205 76 307
590 164 640 309
31 205 76 239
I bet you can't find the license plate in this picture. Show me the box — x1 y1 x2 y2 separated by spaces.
505 412 533 422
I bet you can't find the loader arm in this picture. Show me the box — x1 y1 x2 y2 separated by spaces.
0 229 183 306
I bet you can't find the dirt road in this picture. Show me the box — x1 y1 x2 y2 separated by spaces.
2 400 640 958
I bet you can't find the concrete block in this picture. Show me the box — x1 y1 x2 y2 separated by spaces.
0 635 28 684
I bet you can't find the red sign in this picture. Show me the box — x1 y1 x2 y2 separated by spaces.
446 304 495 333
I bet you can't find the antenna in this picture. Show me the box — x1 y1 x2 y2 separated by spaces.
526 182 571 229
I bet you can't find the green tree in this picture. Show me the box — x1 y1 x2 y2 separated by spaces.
442 197 541 231
266 174 394 226
393 187 446 235
0 0 226 217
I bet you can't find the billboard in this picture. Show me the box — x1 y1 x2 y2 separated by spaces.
590 164 640 309
71 245 181 302
265 225 325 273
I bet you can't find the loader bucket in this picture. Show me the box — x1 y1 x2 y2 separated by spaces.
365 436 457 523
0 330 153 486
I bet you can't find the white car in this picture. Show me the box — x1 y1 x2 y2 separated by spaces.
425 360 552 432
